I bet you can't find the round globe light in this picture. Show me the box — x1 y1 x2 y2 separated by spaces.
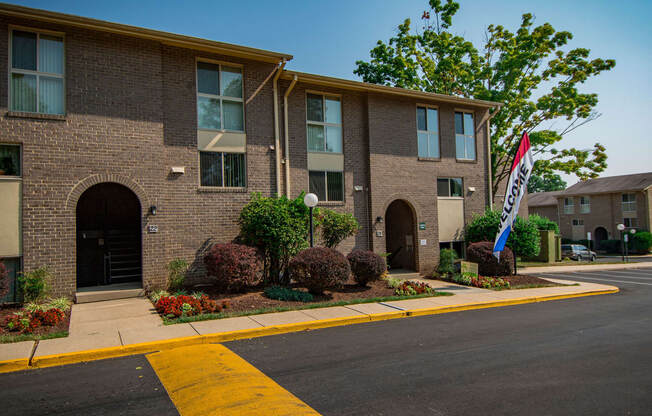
304 193 319 208
616 223 625 231
630 228 637 234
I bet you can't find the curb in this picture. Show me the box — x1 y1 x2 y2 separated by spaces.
0 288 618 374
520 263 652 274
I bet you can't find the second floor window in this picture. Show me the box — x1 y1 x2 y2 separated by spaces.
622 193 636 212
10 30 64 115
564 197 574 214
417 106 439 158
197 62 244 132
455 111 475 160
624 218 637 228
437 177 463 197
307 94 342 153
580 196 590 213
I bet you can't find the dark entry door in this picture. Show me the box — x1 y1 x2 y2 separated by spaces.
76 183 142 288
385 200 416 270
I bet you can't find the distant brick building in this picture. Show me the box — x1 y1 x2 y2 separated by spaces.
528 173 652 246
0 4 501 300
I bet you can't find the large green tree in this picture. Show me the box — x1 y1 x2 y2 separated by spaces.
355 0 614 196
527 173 566 193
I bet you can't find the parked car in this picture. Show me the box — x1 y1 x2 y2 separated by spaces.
561 244 597 261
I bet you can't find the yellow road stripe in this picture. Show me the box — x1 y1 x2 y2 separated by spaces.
146 344 320 416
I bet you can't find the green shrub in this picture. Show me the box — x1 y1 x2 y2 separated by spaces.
289 247 351 294
239 193 310 283
317 209 360 248
48 297 71 312
167 258 189 291
149 289 170 304
631 231 652 254
18 267 50 302
394 281 434 296
263 286 314 302
529 214 560 234
465 209 540 258
437 249 458 276
599 239 621 253
347 249 386 286
384 276 402 289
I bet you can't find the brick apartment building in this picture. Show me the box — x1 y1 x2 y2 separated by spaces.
529 172 652 246
0 4 501 300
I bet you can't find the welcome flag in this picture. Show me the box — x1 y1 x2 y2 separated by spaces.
493 132 534 259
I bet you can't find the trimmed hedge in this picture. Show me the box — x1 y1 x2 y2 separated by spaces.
289 247 351 294
466 242 514 276
204 243 263 292
599 239 621 254
631 231 652 254
263 286 314 302
529 214 560 234
347 250 386 286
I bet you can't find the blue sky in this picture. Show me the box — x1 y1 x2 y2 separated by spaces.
9 0 651 185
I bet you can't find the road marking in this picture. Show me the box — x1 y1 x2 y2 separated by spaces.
541 273 652 286
146 344 320 416
581 271 652 280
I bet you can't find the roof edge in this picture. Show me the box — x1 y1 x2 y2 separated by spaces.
281 70 503 108
0 2 293 63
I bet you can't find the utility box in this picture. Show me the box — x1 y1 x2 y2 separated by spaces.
455 260 479 275
529 230 559 263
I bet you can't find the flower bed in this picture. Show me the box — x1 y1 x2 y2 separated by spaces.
0 303 71 343
150 278 452 324
439 273 567 290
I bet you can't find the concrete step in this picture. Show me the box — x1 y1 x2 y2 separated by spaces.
75 283 145 304
388 269 421 280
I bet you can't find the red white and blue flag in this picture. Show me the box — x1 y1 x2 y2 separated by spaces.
493 132 534 259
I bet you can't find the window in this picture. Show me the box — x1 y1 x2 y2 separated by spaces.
580 196 590 213
309 171 343 202
564 197 574 214
0 145 21 177
572 219 584 226
622 193 636 212
417 106 439 158
10 29 64 115
197 62 244 131
455 111 475 160
306 94 342 153
624 218 638 228
0 258 21 303
199 152 245 187
437 177 463 197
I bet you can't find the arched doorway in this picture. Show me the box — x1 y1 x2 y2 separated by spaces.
76 183 142 288
595 227 608 250
385 199 416 271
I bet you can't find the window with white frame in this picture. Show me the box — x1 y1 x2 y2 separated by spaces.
10 29 64 115
196 62 244 131
417 106 439 158
564 197 575 214
306 94 342 153
437 177 463 197
309 171 343 202
199 152 246 187
572 219 584 226
0 145 21 177
454 111 475 160
580 196 590 213
622 193 636 212
624 217 637 228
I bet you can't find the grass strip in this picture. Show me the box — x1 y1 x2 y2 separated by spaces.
0 330 68 344
164 292 453 325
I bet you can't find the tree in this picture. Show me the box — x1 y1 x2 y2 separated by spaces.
527 173 566 193
354 0 615 195
465 209 540 258
317 209 360 248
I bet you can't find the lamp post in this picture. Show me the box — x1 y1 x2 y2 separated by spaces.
617 223 625 262
304 193 318 247
627 228 637 262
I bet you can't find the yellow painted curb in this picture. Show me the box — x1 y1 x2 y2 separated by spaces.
0 287 619 374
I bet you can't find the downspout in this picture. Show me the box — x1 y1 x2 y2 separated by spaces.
283 74 298 197
272 60 286 197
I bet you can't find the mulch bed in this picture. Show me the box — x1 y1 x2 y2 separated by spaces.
190 278 399 314
0 305 71 340
497 275 561 288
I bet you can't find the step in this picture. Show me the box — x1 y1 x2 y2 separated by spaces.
75 283 145 304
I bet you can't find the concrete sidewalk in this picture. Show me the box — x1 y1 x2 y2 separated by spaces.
0 278 617 369
520 261 652 274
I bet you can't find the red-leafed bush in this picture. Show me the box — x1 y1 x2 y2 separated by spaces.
347 250 386 286
289 247 350 294
466 242 514 276
204 243 264 292
0 261 8 299
3 312 36 333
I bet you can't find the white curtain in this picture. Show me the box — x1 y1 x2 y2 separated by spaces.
11 73 36 112
39 35 64 74
39 76 64 115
